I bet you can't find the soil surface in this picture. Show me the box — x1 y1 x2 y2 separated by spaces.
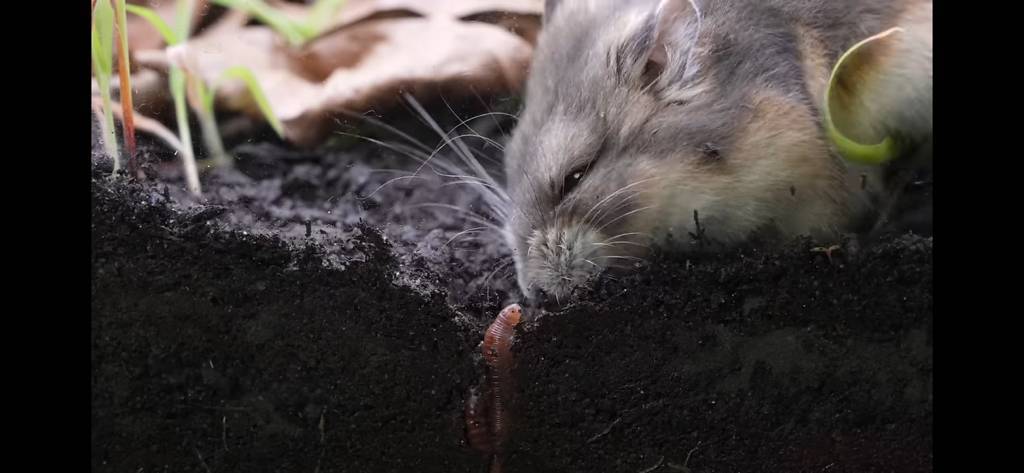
91 103 932 473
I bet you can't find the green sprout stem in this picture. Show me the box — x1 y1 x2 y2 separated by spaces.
92 0 120 173
171 67 202 194
127 0 204 193
189 77 231 167
172 0 203 193
215 66 285 137
179 0 230 168
112 0 138 175
211 0 346 46
96 83 120 170
211 0 307 46
127 0 282 180
124 4 177 44
191 66 285 167
305 0 347 35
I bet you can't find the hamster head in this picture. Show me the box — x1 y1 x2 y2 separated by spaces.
502 0 875 302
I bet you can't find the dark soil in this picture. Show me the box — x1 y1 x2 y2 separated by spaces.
91 104 932 472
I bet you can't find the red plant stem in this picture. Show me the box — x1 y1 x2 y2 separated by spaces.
112 1 137 176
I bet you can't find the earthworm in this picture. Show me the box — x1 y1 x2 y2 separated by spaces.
464 386 493 454
483 303 522 453
465 303 522 473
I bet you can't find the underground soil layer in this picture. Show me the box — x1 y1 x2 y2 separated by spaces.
92 129 932 472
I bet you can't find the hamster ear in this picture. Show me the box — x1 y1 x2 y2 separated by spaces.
648 0 699 70
632 0 702 87
824 22 932 165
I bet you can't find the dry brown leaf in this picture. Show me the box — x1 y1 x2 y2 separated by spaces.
123 1 541 147
265 0 413 35
304 0 542 41
372 0 543 18
171 3 537 147
124 9 252 125
372 0 544 44
262 0 322 25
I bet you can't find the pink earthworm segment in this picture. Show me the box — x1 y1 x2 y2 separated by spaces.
466 303 523 473
464 386 493 454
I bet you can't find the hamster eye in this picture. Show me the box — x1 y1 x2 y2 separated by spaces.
562 167 587 197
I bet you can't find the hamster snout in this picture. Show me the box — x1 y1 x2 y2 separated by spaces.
523 226 602 302
503 165 663 302
501 0 930 302
512 222 644 303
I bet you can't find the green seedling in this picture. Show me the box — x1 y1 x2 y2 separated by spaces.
92 0 119 174
92 0 142 176
126 0 200 193
195 66 284 167
823 27 903 166
128 1 282 192
112 0 139 175
211 0 347 47
305 0 348 36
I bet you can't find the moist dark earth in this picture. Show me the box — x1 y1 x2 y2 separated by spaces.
91 102 932 473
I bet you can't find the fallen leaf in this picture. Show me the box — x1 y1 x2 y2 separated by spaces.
372 0 543 18
125 0 211 53
305 0 543 43
167 1 539 147
124 9 252 124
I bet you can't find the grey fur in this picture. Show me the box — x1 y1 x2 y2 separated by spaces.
505 0 930 300
544 0 562 21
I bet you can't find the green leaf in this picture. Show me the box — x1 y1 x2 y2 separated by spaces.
305 0 347 35
169 66 202 194
93 0 120 168
174 0 196 42
91 27 106 76
211 0 308 46
198 78 216 115
823 27 903 165
92 0 115 75
216 66 284 137
125 4 179 45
